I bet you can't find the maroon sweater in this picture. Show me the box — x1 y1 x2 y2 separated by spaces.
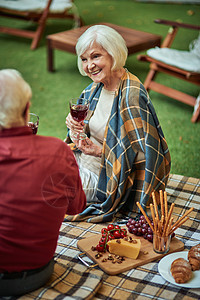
0 126 86 272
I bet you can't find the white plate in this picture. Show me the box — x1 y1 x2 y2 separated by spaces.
158 251 200 288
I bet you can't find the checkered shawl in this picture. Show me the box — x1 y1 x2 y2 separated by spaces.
65 70 171 223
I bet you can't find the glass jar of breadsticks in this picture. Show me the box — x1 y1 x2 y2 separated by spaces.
137 190 194 254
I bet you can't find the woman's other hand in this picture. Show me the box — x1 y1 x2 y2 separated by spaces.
75 137 102 158
65 113 84 133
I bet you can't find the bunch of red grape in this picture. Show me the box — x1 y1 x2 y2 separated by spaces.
126 215 154 242
126 215 175 242
95 224 127 252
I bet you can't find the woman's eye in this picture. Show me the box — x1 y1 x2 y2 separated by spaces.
81 58 87 62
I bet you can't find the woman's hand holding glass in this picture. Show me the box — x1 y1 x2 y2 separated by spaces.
65 113 84 139
65 114 102 157
66 98 89 141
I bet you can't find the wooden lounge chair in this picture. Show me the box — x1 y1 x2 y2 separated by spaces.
0 0 82 50
138 19 200 123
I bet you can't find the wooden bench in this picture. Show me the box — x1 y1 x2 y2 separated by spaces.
47 22 162 72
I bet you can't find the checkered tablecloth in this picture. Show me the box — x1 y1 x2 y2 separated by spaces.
19 174 200 300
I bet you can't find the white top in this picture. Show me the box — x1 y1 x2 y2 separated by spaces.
80 88 115 175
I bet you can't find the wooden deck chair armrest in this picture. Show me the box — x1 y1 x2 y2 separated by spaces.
153 19 200 48
154 19 200 31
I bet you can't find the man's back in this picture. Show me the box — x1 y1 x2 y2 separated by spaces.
0 126 86 273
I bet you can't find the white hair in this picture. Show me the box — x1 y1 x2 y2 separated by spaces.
0 69 32 129
76 25 128 76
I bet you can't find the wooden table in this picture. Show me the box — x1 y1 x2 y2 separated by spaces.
47 22 161 72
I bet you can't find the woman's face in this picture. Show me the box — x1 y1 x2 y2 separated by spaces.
80 42 113 87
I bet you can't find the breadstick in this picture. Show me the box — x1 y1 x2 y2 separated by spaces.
153 191 163 234
169 216 189 235
160 215 165 236
155 229 163 251
150 203 156 232
155 217 159 234
164 191 168 219
152 192 160 229
154 235 159 251
158 235 162 251
136 202 154 232
159 190 165 217
155 217 161 236
152 192 160 221
162 203 175 236
166 217 173 237
172 207 194 229
161 215 164 227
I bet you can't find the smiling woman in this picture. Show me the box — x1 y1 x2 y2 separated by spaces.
76 25 128 92
64 25 171 223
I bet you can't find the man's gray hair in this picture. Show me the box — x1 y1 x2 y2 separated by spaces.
76 25 128 76
0 69 32 129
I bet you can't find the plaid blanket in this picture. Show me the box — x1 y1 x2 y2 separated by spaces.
16 174 200 300
18 262 103 300
65 69 171 223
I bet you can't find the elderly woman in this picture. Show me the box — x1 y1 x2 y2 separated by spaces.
65 25 171 223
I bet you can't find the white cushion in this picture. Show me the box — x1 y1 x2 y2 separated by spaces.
0 0 73 13
147 34 200 73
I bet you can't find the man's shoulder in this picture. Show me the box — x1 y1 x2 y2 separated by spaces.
36 135 71 153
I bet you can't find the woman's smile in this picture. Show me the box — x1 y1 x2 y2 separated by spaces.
89 69 101 76
81 42 114 88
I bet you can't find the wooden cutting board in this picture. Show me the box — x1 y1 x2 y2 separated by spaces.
77 233 184 275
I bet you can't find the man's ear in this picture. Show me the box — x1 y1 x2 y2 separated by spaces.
24 101 31 124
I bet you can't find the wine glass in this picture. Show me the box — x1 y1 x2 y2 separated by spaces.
28 113 39 134
69 98 89 140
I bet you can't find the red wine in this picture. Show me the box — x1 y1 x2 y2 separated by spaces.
70 104 88 122
28 122 38 134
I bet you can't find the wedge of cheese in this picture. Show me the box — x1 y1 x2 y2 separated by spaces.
107 238 141 259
